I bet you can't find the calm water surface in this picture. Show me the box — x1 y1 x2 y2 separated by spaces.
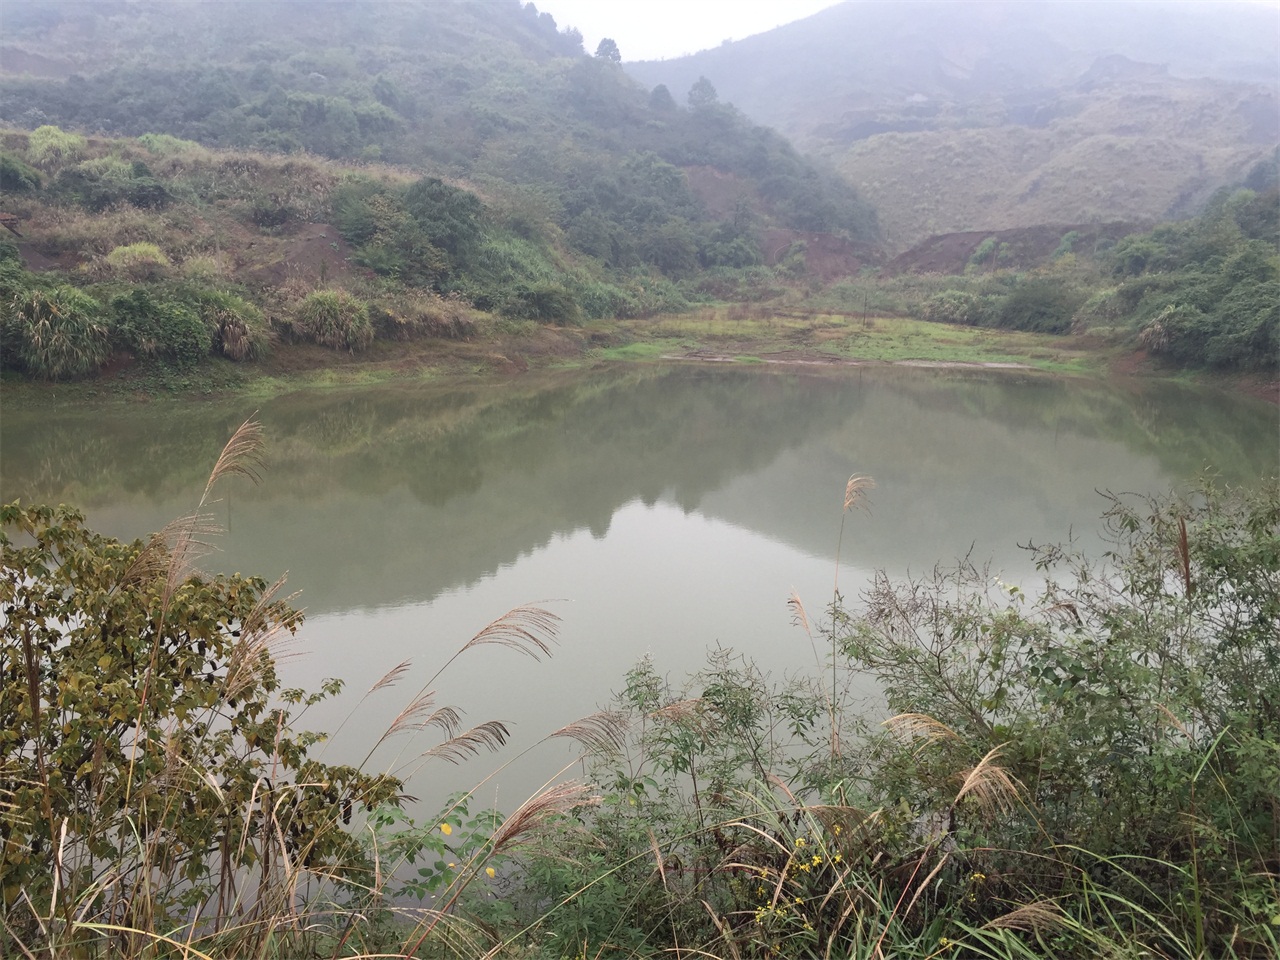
2 364 1275 806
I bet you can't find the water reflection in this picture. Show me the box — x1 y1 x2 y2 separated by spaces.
3 366 1273 616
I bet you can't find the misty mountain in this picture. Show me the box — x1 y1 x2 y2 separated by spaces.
627 0 1279 252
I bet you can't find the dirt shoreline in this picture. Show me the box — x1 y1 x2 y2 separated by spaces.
664 351 1034 371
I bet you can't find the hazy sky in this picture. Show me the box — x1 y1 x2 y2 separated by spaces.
535 0 843 61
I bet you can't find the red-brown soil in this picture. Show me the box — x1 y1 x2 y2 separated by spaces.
760 227 875 282
240 222 357 289
887 222 1143 275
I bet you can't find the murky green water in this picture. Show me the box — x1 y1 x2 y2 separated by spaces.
2 364 1276 804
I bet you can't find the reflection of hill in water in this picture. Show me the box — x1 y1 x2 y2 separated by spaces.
1 366 1275 614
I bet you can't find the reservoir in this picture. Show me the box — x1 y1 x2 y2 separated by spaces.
2 364 1275 808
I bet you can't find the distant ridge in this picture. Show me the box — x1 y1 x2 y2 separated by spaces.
627 0 1279 252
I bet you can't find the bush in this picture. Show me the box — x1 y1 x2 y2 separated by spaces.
110 288 212 369
0 153 42 192
370 293 474 340
287 288 373 351
502 282 581 323
26 124 86 165
136 132 203 156
994 278 1081 333
2 285 110 379
0 491 400 950
967 236 1008 271
920 289 993 326
835 479 1280 954
55 157 170 211
0 237 21 266
190 288 270 361
105 242 171 280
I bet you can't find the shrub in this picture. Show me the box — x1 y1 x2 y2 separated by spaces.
136 132 203 156
370 293 474 340
836 479 1280 954
920 289 993 326
26 124 86 166
105 242 171 280
968 235 999 268
0 490 401 949
287 288 373 351
994 278 1081 333
2 285 110 379
0 236 21 266
190 288 270 361
110 288 212 369
1053 229 1080 258
575 279 640 319
0 153 42 192
403 176 483 263
503 282 581 323
179 253 230 282
56 157 170 211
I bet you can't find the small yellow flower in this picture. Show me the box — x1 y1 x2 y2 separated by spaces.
440 822 453 836
794 836 806 848
833 824 842 835
447 861 456 868
833 853 843 864
940 936 953 949
811 855 822 866
486 866 496 879
794 896 804 906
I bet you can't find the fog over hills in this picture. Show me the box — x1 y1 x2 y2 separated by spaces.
627 0 1279 251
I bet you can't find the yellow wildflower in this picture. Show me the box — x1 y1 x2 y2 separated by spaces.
486 867 496 879
440 822 453 836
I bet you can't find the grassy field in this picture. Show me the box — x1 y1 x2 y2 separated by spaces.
595 307 1108 375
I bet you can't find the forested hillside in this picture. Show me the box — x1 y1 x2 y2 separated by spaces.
628 0 1279 252
0 0 877 276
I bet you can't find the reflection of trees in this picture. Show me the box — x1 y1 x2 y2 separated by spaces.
1 366 1274 615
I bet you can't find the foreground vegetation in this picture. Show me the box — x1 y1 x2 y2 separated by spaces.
3 417 1276 957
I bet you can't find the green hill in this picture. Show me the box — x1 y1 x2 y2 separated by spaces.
0 0 878 276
